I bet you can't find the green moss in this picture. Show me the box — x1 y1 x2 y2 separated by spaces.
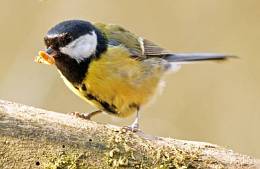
104 129 148 168
1 130 225 169
103 128 224 169
44 151 85 169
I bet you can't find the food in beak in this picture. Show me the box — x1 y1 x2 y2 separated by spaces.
34 50 55 65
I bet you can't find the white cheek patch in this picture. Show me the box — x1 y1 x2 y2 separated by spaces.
60 31 97 63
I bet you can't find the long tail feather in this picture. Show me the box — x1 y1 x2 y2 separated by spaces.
165 53 236 62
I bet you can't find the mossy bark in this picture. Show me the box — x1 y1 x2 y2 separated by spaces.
0 99 259 169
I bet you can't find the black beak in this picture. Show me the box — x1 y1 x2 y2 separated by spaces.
46 47 55 55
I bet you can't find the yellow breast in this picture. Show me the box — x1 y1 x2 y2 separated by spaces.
82 47 165 117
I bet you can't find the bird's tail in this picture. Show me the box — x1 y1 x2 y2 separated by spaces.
165 53 236 63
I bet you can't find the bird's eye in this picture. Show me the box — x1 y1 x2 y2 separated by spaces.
44 37 51 48
58 34 73 47
44 37 60 50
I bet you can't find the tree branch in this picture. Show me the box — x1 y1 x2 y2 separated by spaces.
0 99 259 169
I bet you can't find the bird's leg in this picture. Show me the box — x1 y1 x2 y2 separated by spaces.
71 110 102 120
130 111 140 130
123 111 140 132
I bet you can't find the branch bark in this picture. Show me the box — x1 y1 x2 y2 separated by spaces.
0 99 259 169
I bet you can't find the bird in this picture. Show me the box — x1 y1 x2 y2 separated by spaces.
35 20 234 131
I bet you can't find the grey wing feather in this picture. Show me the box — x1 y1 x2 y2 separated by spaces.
141 39 234 62
142 38 172 56
165 53 235 62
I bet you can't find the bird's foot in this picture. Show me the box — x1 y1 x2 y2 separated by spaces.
122 125 140 133
71 110 102 120
122 120 140 133
71 112 91 120
121 111 141 132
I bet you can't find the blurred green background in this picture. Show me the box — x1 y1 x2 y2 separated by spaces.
0 0 259 157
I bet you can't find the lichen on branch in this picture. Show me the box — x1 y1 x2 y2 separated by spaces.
0 99 259 169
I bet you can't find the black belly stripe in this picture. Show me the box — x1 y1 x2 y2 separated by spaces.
99 101 117 114
74 83 117 114
85 93 118 114
81 84 87 91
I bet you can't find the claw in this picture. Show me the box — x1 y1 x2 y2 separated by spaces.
122 125 140 133
71 110 102 120
122 111 140 132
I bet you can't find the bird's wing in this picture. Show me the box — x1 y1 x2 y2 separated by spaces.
141 38 173 56
94 23 232 62
94 23 172 59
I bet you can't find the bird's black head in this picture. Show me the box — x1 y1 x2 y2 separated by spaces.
43 20 107 84
44 20 107 62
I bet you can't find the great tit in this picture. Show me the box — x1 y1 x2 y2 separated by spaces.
35 20 233 131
